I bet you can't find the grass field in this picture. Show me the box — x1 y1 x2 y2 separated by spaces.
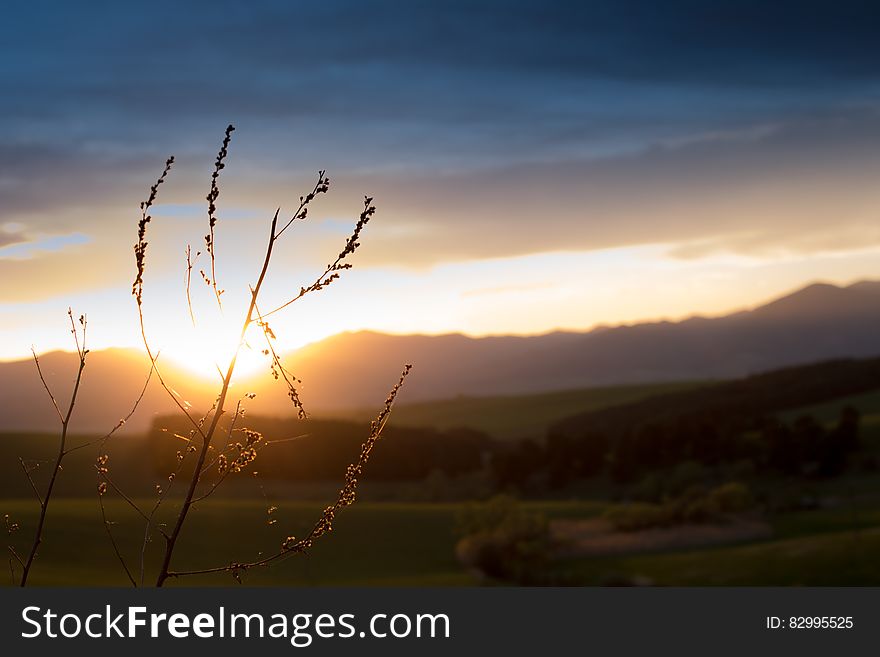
1 498 603 587
6 378 880 587
561 526 880 586
338 381 705 440
5 496 880 587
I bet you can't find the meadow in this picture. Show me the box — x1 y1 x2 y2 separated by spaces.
4 495 880 586
2 498 601 587
5 375 880 587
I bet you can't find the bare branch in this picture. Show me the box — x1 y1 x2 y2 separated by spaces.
8 546 23 584
138 443 195 586
30 348 63 424
98 493 137 587
18 458 42 505
20 308 89 586
7 545 24 569
97 469 149 522
185 245 199 327
64 357 157 457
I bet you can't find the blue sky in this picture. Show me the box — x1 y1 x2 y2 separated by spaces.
3 0 880 368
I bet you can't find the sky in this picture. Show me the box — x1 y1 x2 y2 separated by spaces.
2 0 880 376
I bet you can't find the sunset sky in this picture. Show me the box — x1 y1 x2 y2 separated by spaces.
2 1 880 376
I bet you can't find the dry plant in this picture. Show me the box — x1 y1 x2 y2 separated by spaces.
93 125 411 586
7 311 153 586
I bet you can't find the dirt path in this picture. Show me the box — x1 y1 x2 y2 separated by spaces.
551 516 772 558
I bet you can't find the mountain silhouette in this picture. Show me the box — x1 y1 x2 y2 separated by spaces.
2 280 879 433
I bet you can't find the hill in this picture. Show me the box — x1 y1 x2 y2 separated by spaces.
550 357 880 439
537 357 880 484
2 279 880 432
263 279 880 410
337 381 704 440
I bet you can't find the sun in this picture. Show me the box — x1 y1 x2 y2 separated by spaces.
157 320 270 382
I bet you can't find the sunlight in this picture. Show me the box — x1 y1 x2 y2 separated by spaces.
157 320 269 382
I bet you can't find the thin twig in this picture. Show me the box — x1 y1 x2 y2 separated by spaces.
18 458 43 505
8 545 24 570
30 349 63 424
8 546 24 586
20 311 88 586
185 245 198 327
138 446 194 587
98 471 150 522
273 170 330 240
263 434 309 445
254 299 305 418
64 358 157 456
193 405 268 504
200 398 244 476
98 494 137 587
261 195 373 319
139 325 207 440
192 467 233 504
135 396 218 586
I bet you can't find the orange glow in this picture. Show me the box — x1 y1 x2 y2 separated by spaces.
155 320 269 382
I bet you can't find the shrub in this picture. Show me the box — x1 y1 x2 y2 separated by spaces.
454 495 554 584
677 496 721 524
708 481 754 512
629 461 709 503
605 480 756 531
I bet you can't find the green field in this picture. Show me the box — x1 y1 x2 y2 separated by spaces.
5 496 880 587
561 526 880 586
6 375 880 587
337 381 705 439
1 498 602 587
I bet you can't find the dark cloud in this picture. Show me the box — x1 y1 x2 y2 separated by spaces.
5 1 880 144
2 0 880 266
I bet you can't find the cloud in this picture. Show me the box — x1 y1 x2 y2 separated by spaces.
2 0 880 279
0 233 91 260
345 107 880 265
0 223 27 249
460 282 555 298
4 0 880 162
4 105 880 278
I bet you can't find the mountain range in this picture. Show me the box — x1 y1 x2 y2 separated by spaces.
2 280 879 433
